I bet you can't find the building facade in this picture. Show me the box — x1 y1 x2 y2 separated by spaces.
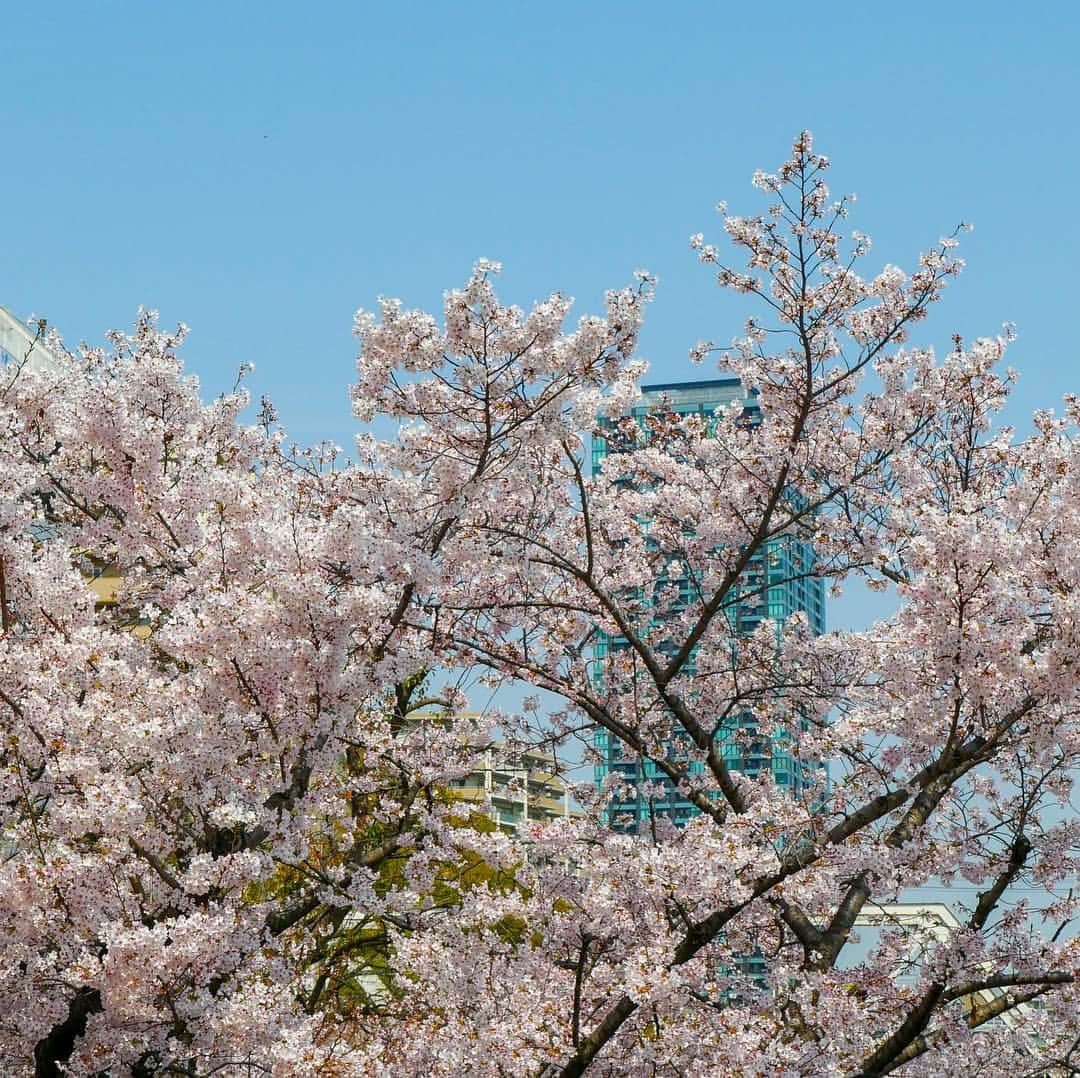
0 305 59 376
405 714 577 832
591 378 826 829
447 742 576 832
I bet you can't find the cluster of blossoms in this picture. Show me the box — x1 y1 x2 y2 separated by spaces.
0 133 1077 1075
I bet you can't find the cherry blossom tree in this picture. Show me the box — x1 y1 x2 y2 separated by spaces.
1 133 1078 1075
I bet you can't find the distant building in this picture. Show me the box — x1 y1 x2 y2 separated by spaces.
591 378 827 829
405 714 577 832
447 742 576 832
855 902 1041 1043
1 304 129 610
0 305 60 375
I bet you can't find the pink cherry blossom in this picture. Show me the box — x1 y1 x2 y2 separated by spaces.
0 133 1076 1075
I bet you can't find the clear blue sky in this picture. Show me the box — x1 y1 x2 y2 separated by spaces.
3 4 1077 548
4 6 1076 898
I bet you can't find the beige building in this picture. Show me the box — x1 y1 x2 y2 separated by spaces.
448 742 577 831
406 715 577 832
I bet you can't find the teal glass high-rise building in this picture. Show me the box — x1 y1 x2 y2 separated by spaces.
592 378 826 829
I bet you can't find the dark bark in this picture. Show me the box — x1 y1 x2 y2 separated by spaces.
34 987 102 1078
